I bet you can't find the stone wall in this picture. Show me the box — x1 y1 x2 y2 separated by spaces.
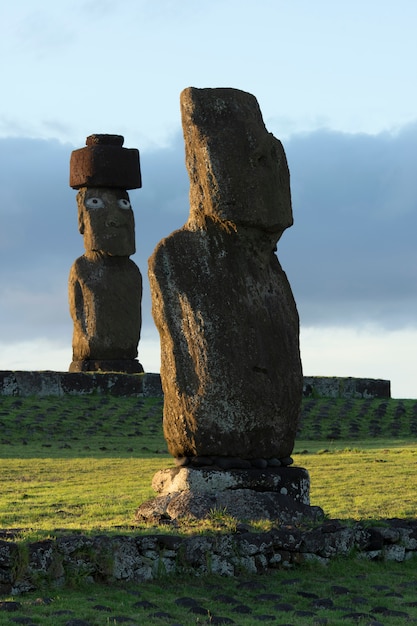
0 371 162 397
0 372 390 399
303 376 390 399
1 518 415 594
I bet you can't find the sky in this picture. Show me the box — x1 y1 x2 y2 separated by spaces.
0 0 416 398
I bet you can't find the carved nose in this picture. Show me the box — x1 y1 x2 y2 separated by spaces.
105 213 120 227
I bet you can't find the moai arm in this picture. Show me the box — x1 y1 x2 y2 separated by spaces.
68 263 85 331
68 258 89 362
149 232 206 401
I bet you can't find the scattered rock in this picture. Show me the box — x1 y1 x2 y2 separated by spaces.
132 600 157 609
312 598 334 609
231 604 252 614
273 602 294 612
0 602 21 612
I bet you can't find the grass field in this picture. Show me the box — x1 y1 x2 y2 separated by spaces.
0 558 416 626
0 393 416 625
0 395 416 534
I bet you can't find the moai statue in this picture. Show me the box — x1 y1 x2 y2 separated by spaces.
149 87 302 464
68 134 143 373
137 88 322 524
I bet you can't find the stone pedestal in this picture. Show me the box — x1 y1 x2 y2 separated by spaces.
135 466 324 526
69 359 143 374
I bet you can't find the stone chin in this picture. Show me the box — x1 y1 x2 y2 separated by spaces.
88 235 136 257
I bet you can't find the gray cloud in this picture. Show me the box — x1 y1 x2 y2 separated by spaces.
280 125 417 329
0 125 416 355
0 134 188 347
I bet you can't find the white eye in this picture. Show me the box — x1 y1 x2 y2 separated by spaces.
118 199 131 210
85 197 105 209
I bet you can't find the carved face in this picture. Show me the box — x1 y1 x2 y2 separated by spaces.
224 127 293 234
77 187 135 256
181 87 293 236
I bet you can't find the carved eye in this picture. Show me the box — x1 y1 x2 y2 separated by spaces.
118 199 131 210
85 197 105 209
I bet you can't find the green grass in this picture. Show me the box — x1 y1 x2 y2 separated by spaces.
298 396 417 441
1 395 415 458
1 446 416 538
0 457 168 535
0 395 416 536
0 393 416 624
0 558 416 625
0 395 166 458
294 445 417 520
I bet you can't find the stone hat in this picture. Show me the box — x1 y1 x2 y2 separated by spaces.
70 134 141 190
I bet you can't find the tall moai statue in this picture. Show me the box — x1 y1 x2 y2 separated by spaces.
148 87 302 466
68 134 143 374
137 88 322 524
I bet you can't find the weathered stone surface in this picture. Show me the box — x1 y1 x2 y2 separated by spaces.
76 187 137 257
152 466 310 504
69 254 142 365
0 541 19 585
69 358 143 374
2 519 417 591
62 371 145 393
0 371 390 401
0 371 154 396
135 489 324 525
303 376 391 399
70 134 141 190
148 87 302 460
142 372 163 397
14 371 61 396
27 540 55 576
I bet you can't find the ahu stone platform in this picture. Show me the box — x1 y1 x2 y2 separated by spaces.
0 370 162 397
135 465 323 526
0 371 390 399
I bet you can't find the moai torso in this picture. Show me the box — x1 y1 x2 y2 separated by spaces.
149 88 302 463
68 135 143 373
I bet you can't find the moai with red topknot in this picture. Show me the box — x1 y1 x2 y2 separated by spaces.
68 134 143 373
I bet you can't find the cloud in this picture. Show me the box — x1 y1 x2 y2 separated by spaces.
11 7 77 59
300 325 417 399
0 134 188 350
0 125 416 387
280 124 417 329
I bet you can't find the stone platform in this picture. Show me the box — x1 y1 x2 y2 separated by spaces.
135 466 324 525
0 371 390 399
0 370 162 397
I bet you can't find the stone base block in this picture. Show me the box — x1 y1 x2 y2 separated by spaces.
135 465 323 525
69 359 144 374
135 489 324 525
152 466 310 504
